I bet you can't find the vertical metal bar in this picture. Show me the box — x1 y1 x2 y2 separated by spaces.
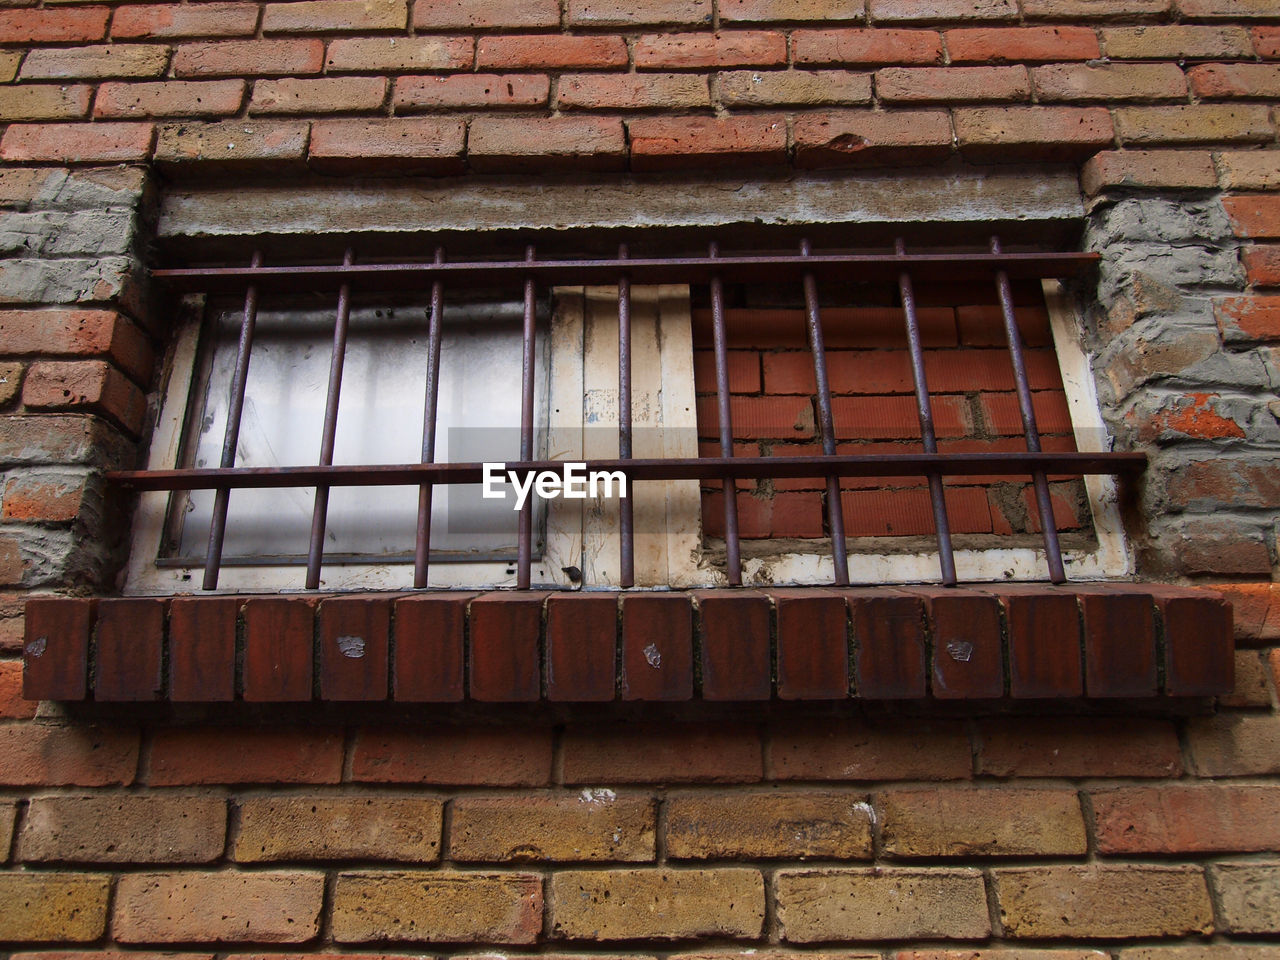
708 241 742 586
414 247 446 589
990 235 1067 583
617 242 635 588
202 250 263 590
896 238 957 586
800 238 849 586
305 247 355 590
517 244 536 589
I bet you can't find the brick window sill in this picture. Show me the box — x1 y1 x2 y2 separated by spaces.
22 585 1232 705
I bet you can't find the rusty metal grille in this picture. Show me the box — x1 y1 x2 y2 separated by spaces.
112 239 1145 591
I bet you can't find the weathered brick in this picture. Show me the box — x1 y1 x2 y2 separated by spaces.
1215 295 1280 341
880 788 1086 857
451 794 655 862
0 658 36 718
0 123 154 163
1081 150 1218 194
635 31 786 68
262 0 408 32
996 865 1213 939
1191 63 1280 100
955 106 1115 160
1117 948 1280 960
333 871 542 943
551 869 764 940
1244 244 1280 286
558 73 710 110
351 725 553 785
666 791 873 860
0 51 17 84
567 0 713 27
1116 105 1274 145
394 74 549 110
770 719 972 779
794 109 953 167
115 872 324 943
0 310 153 385
1032 62 1188 101
0 85 93 122
149 727 344 785
1093 784 1280 854
776 868 990 941
2 471 82 522
1174 517 1274 577
0 415 133 468
629 115 786 170
330 36 474 72
1165 457 1280 509
479 34 624 69
1215 862 1280 933
22 360 146 435
978 717 1182 777
94 79 245 119
1215 582 1280 642
795 28 943 65
719 69 872 106
1103 25 1254 59
0 874 110 942
0 361 22 406
1220 648 1274 706
235 796 442 862
563 723 762 783
1257 26 1280 58
0 724 137 786
308 117 463 174
1225 195 1280 240
0 797 14 854
21 795 226 863
871 0 1016 22
20 45 170 80
877 65 1029 103
155 120 310 173
1179 0 1278 17
468 116 627 171
0 8 108 44
1021 0 1170 16
1188 712 1280 776
1218 152 1280 191
112 3 259 39
722 0 864 20
414 0 560 29
946 25 1100 61
174 39 324 78
251 77 386 115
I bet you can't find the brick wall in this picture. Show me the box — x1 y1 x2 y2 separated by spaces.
2 0 1280 953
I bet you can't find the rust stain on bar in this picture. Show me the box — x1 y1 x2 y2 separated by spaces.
709 241 741 586
517 244 536 589
414 246 446 589
618 242 634 588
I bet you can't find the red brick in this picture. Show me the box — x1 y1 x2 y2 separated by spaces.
414 0 559 29
721 0 864 20
318 596 390 702
871 0 1017 22
1256 26 1280 58
1243 244 1280 286
980 390 1073 435
251 77 387 115
169 596 237 702
770 719 972 779
22 598 92 702
394 74 549 110
629 115 786 171
774 593 849 699
174 40 324 78
621 594 692 701
1214 582 1280 642
469 593 543 702
0 7 108 44
1191 63 1280 99
1115 104 1274 146
1224 196 1280 239
262 0 408 33
2 472 89 523
115 873 324 943
352 726 553 785
546 593 617 701
0 310 154 385
1187 713 1280 776
1166 458 1280 510
0 86 93 122
1082 149 1219 194
634 31 786 68
794 28 943 65
955 106 1115 161
1136 390 1252 443
22 360 146 436
878 65 1030 103
0 123 154 163
1176 518 1273 577
309 118 465 174
112 3 259 39
794 109 953 167
1220 648 1274 707
0 659 36 719
567 0 713 27
22 794 227 864
94 598 164 702
149 727 344 785
1104 24 1254 59
1093 784 1280 854
242 597 313 701
393 594 469 701
1022 0 1170 15
0 724 138 786
478 35 627 69
1215 294 1280 341
563 723 762 783
694 590 771 700
978 717 1182 777
945 25 1099 62
852 592 927 698
94 80 245 119
719 69 873 107
468 117 626 172
558 73 710 110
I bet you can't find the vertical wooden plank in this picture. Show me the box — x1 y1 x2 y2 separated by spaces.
852 592 926 700
169 596 239 702
1079 590 1156 698
908 588 1004 700
775 592 849 700
469 593 543 702
1157 592 1233 697
23 598 94 701
95 598 166 702
546 593 617 702
1002 590 1082 699
242 597 314 702
621 593 692 701
318 596 391 702
393 593 471 702
694 590 771 701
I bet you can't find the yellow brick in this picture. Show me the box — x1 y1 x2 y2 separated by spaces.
333 871 542 943
451 794 655 863
879 788 1087 857
235 796 442 862
665 790 873 860
0 874 110 942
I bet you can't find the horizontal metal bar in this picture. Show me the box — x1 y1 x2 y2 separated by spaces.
154 251 1100 294
109 451 1145 491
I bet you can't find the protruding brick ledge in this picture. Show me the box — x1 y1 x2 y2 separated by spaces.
21 584 1232 704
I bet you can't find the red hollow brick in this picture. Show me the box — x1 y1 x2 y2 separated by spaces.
149 727 344 785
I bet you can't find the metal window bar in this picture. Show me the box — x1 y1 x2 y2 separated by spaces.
618 243 635 588
130 240 1141 591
